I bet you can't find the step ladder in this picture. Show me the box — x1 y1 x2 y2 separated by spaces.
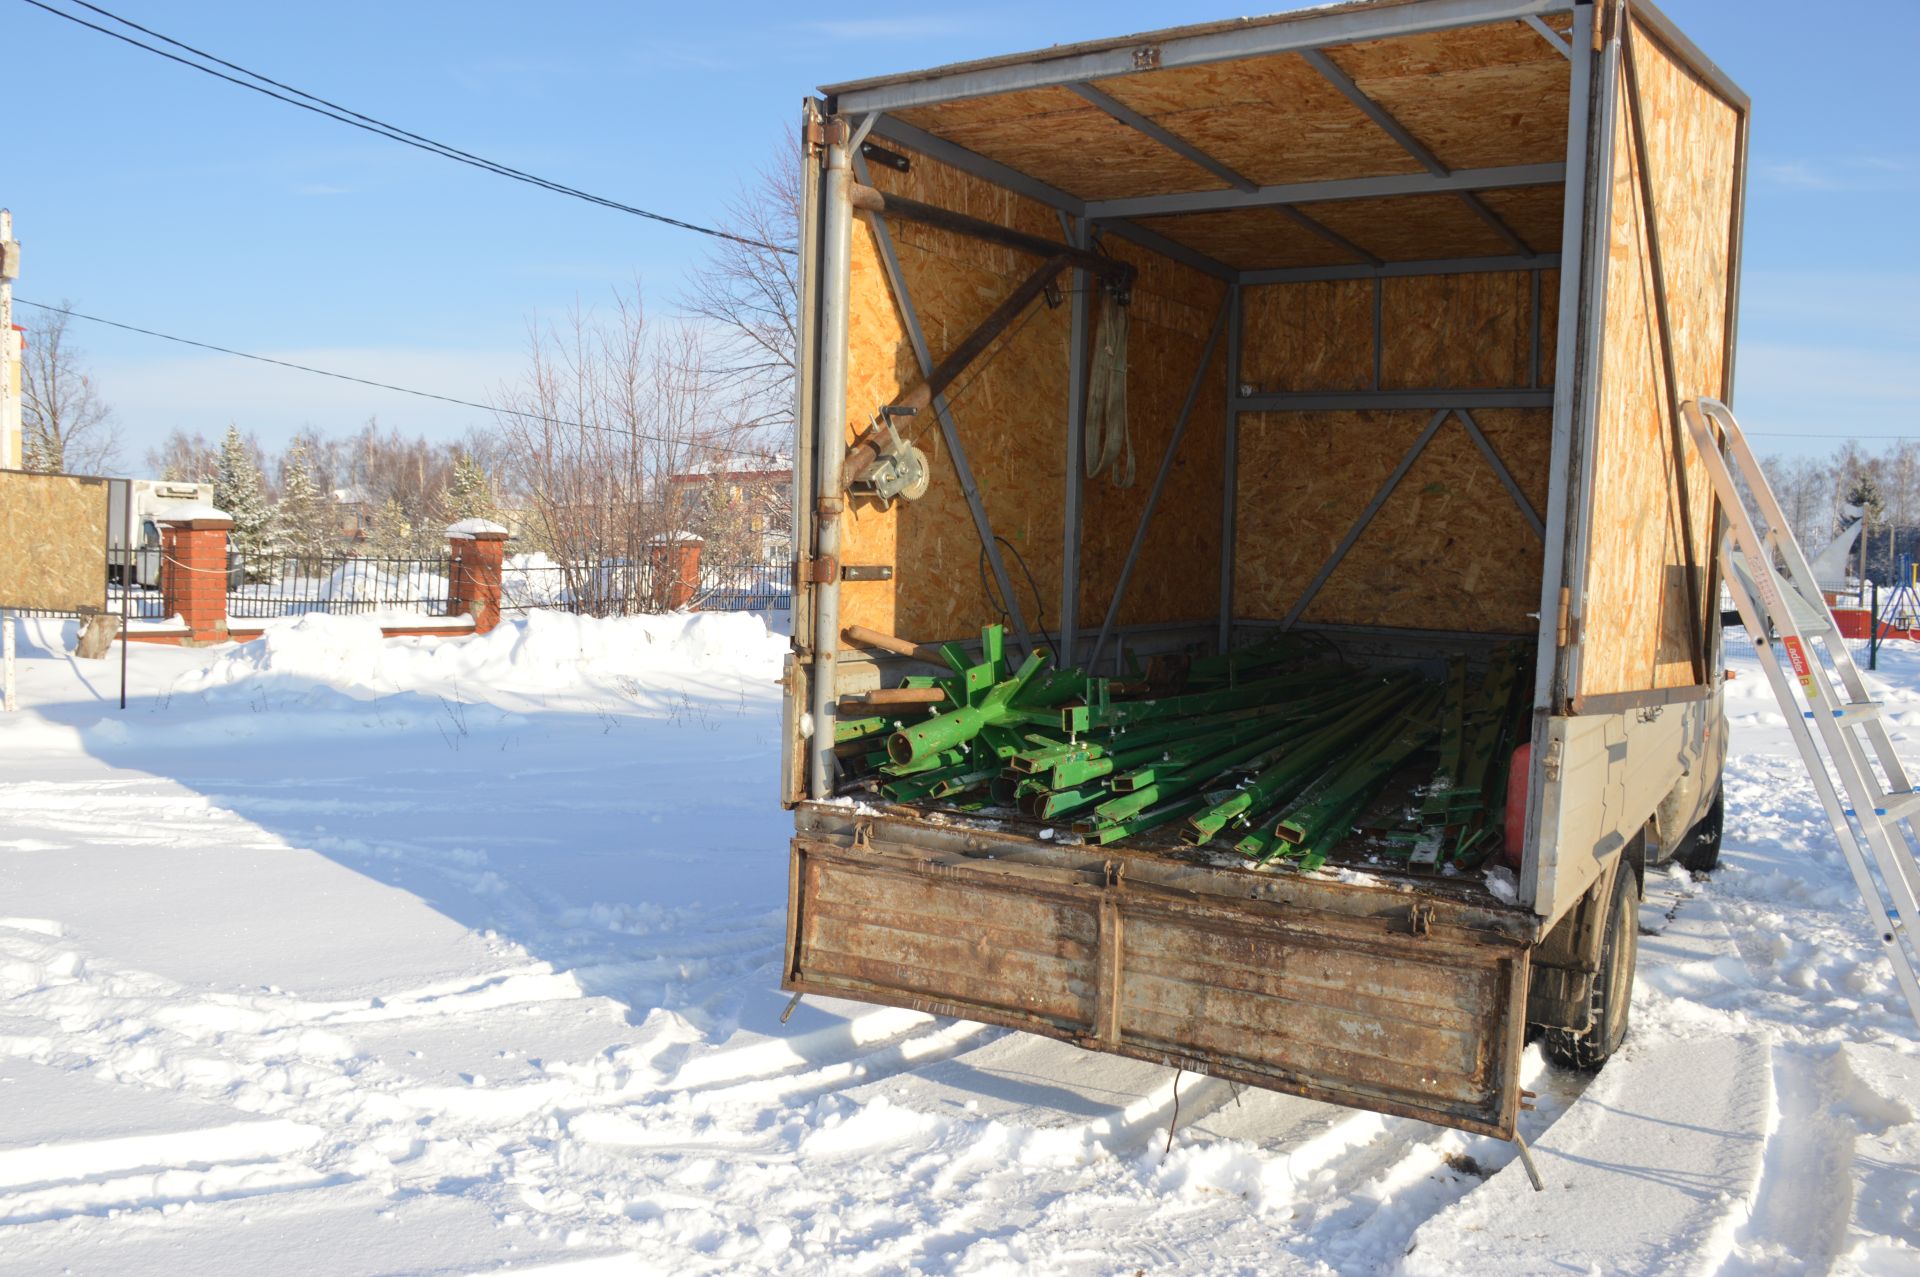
1685 398 1920 1026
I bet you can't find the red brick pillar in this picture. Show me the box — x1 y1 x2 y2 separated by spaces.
157 511 232 645
647 535 704 610
448 520 510 634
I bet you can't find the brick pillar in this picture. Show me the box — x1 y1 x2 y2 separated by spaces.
647 535 704 611
448 520 510 634
158 513 232 644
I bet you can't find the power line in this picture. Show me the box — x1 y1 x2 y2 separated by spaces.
14 298 782 461
18 0 794 256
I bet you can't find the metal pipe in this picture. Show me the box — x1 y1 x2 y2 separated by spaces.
1087 294 1229 672
808 127 856 800
848 184 1128 282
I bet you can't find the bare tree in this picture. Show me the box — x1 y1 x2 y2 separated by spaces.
148 428 222 483
680 128 801 434
494 287 748 615
19 303 121 474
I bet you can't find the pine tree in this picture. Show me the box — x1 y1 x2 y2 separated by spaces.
276 437 335 569
367 495 415 559
445 453 498 523
213 424 276 570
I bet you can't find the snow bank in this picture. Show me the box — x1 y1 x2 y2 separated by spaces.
174 611 787 705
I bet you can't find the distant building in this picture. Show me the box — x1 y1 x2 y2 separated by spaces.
668 452 792 561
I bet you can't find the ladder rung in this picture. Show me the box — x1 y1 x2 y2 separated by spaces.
1871 792 1920 822
1807 700 1884 724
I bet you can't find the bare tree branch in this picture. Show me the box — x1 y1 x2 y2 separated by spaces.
19 302 122 474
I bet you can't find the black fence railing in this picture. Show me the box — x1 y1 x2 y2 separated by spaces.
10 548 169 622
698 555 791 613
500 553 791 617
227 554 453 619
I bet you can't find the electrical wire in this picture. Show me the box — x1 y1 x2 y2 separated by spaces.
17 0 793 255
979 534 1055 656
15 298 780 461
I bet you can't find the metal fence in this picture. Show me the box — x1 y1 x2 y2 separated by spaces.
500 553 791 617
227 554 453 620
10 548 169 622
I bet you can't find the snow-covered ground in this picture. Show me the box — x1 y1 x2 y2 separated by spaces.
0 614 1914 1275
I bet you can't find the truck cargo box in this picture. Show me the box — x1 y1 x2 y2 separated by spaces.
781 0 1745 1136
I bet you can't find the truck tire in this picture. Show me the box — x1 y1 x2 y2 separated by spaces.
1544 865 1638 1072
1679 790 1724 874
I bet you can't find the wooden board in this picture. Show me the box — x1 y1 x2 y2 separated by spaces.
1325 20 1571 171
0 469 108 613
1075 238 1229 636
1381 271 1535 389
1576 19 1741 698
1233 410 1551 634
1296 192 1514 261
1478 183 1568 255
1241 280 1374 391
892 86 1228 202
1129 207 1360 272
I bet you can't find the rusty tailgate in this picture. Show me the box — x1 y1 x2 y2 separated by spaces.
784 808 1532 1137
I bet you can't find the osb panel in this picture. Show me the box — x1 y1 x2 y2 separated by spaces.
1240 281 1374 392
837 145 1073 647
1296 193 1511 261
1089 52 1427 187
1233 410 1550 634
892 85 1227 202
1577 25 1739 697
1128 208 1357 271
0 470 108 612
1380 272 1532 389
1326 23 1570 171
1077 238 1230 634
1479 184 1567 255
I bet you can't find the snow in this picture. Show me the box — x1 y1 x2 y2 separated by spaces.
445 517 509 539
0 615 1915 1274
150 500 229 522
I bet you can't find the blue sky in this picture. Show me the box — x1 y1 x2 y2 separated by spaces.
7 0 1914 466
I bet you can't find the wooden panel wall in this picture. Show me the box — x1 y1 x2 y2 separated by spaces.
0 470 108 613
1076 238 1229 634
835 146 1223 647
837 146 1071 647
1576 20 1741 697
1232 269 1558 634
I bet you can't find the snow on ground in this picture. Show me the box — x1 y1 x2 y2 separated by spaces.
0 615 1914 1275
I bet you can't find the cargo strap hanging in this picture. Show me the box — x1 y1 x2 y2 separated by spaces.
1084 286 1133 488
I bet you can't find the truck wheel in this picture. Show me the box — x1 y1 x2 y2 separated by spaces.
1545 865 1638 1072
1679 791 1724 874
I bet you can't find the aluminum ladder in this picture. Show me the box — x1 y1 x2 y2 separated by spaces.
1684 398 1920 1026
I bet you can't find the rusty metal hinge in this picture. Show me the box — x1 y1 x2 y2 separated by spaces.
805 116 850 152
1408 902 1433 937
806 554 838 585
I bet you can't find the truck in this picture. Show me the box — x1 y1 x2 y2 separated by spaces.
778 0 1745 1139
107 478 215 588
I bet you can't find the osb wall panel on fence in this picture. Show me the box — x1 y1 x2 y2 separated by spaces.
0 469 108 613
1577 21 1740 698
1239 268 1558 394
1076 236 1228 634
837 143 1074 647
1233 410 1550 634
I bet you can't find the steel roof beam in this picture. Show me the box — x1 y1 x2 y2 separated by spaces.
1066 82 1259 193
1084 163 1563 220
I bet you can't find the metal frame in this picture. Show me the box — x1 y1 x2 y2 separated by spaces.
1061 215 1090 666
1067 82 1257 192
1085 293 1230 671
1240 253 1560 285
807 125 856 801
1234 390 1553 411
850 149 1036 655
1086 163 1564 221
825 0 1571 114
1458 408 1546 538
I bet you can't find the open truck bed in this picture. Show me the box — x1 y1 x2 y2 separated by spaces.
783 0 1746 1138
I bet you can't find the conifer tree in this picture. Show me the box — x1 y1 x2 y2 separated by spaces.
366 495 415 558
445 452 498 523
213 424 276 570
276 437 335 569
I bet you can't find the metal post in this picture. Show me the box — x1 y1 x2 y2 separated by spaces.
1217 282 1243 654
1062 216 1089 665
809 126 856 800
1 209 17 715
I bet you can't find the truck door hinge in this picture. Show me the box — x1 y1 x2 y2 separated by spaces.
1555 586 1573 648
1408 902 1433 937
806 554 839 585
1544 737 1565 781
805 116 850 153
